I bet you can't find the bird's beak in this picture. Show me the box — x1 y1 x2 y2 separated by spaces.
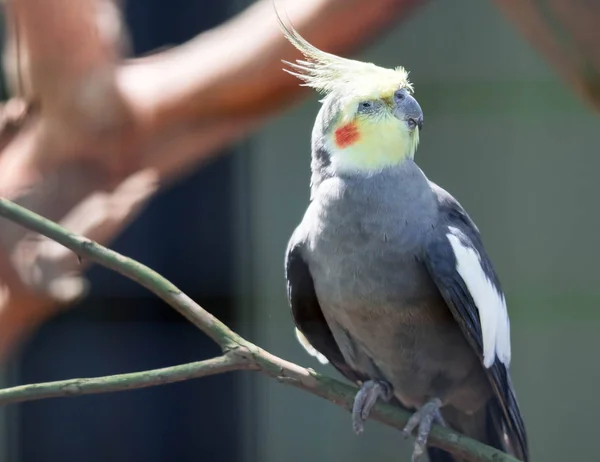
393 90 423 131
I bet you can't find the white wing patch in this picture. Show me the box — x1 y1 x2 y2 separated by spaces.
295 328 329 365
446 228 511 368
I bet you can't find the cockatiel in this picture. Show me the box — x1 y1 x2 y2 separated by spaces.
279 14 529 462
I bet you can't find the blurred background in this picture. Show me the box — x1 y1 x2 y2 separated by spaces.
0 0 599 461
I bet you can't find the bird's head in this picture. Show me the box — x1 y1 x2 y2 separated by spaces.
278 15 423 176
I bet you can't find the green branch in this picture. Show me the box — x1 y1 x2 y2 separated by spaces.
0 354 252 405
0 197 519 462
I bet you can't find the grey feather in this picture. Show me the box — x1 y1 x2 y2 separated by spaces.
422 191 528 460
285 159 528 461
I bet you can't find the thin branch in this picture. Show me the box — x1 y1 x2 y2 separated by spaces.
493 0 600 114
0 0 425 363
0 196 242 350
0 197 519 462
0 353 253 406
118 0 423 136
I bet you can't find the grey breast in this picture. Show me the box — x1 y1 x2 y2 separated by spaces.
301 161 485 410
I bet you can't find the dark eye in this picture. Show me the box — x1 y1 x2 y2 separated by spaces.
358 101 379 114
394 89 407 101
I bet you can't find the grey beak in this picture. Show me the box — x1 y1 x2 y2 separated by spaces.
393 88 423 131
409 115 424 131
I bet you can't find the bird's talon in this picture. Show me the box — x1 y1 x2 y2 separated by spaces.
434 409 447 427
353 421 364 435
411 443 425 462
351 379 393 435
404 397 443 461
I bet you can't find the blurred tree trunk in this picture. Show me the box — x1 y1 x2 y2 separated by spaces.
495 0 600 113
0 0 422 361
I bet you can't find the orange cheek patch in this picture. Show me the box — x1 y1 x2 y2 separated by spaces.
334 122 360 148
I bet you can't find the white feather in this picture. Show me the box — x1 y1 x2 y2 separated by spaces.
446 228 511 368
295 328 329 365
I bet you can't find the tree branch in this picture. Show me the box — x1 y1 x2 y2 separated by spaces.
0 0 424 361
493 0 600 114
0 354 252 406
0 197 519 462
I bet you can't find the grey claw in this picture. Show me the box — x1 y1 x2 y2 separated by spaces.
351 380 393 435
411 442 425 462
402 397 444 461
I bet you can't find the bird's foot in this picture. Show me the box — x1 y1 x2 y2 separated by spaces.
352 379 393 435
402 397 446 462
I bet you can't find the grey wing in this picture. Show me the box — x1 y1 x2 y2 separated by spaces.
422 184 529 461
285 239 365 384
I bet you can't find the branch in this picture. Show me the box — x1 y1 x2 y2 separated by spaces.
0 197 519 462
119 0 424 139
0 354 252 405
493 0 600 114
0 0 425 361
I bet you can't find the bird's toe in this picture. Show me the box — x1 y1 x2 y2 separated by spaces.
403 397 445 460
351 379 393 435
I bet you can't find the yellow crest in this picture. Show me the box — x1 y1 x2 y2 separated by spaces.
276 8 413 102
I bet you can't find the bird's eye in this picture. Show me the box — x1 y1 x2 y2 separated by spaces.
357 101 378 114
394 89 406 101
357 100 381 114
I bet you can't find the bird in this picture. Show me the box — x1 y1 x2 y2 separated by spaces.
279 12 529 462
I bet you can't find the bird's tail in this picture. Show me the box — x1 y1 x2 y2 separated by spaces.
426 399 519 462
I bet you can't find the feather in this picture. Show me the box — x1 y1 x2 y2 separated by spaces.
274 6 412 100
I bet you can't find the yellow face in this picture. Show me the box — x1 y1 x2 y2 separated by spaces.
325 92 421 174
277 11 420 174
